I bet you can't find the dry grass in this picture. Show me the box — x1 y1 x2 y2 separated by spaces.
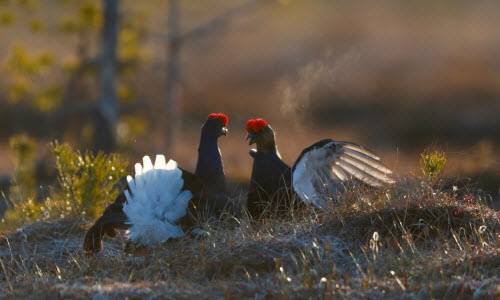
1 177 500 299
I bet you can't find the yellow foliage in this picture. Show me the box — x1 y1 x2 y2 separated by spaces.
59 18 79 33
60 0 102 34
117 116 149 146
420 148 447 183
122 116 148 135
3 45 60 111
37 52 54 69
78 0 101 29
8 76 31 102
117 83 134 102
15 0 37 10
49 141 128 218
119 28 141 62
29 18 44 32
1 135 40 230
0 11 16 25
9 134 36 168
62 55 80 73
2 197 47 227
34 84 62 112
118 12 150 70
1 140 129 230
5 45 53 75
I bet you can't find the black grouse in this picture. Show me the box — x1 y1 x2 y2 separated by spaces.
83 113 233 253
245 118 394 218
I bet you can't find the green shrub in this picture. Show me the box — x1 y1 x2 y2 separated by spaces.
420 147 446 184
1 141 128 231
49 141 128 219
1 134 42 230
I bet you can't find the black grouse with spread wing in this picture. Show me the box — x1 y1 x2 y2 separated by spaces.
245 118 394 219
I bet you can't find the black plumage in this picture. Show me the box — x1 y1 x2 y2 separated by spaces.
83 114 233 253
245 119 394 219
246 125 298 218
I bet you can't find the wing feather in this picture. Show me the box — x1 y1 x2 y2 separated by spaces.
292 140 394 208
339 156 395 183
331 165 348 181
338 142 380 160
335 160 383 187
341 148 393 174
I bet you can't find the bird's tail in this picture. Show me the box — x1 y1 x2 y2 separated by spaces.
123 155 193 246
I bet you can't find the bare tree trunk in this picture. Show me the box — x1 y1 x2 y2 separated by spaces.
94 0 120 153
165 0 181 157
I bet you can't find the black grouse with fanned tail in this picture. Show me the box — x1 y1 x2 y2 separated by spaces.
83 113 234 253
245 118 395 219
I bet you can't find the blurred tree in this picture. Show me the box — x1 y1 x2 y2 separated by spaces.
93 0 120 153
165 0 180 157
0 0 268 156
163 0 270 156
0 0 148 153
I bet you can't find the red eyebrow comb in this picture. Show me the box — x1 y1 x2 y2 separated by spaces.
207 113 228 127
246 118 267 133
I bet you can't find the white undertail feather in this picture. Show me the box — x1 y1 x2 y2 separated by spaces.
123 155 192 246
293 141 395 208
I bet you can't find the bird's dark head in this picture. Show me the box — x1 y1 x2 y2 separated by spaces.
246 118 276 151
202 113 228 139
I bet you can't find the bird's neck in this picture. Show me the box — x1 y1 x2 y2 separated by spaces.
257 139 278 154
195 134 226 192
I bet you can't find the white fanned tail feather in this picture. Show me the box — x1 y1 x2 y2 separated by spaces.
123 155 192 246
293 141 395 208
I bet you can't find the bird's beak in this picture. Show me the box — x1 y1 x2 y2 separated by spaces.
221 127 228 136
246 132 256 145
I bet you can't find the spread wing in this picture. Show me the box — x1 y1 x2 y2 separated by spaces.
291 139 394 208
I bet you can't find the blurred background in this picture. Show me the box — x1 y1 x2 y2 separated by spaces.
0 0 499 213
